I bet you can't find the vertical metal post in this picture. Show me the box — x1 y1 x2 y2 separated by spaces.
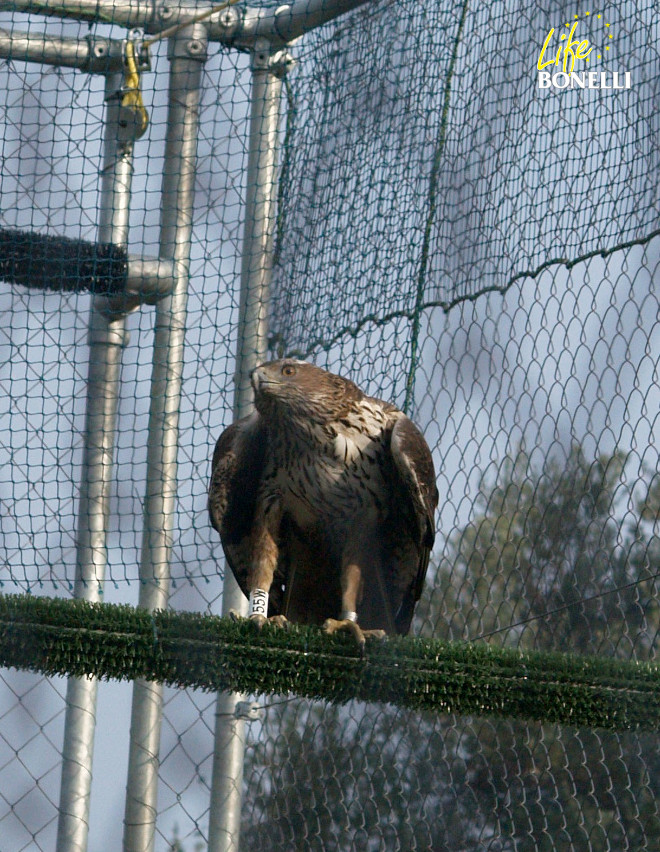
122 25 208 852
207 39 289 852
57 70 133 852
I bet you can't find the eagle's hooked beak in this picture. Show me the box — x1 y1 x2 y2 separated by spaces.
250 367 263 394
251 365 276 395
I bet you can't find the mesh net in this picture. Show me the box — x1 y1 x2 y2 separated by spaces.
1 0 659 850
269 0 660 369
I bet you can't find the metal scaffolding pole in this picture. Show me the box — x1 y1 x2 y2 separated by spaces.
57 69 134 852
207 38 290 852
122 24 208 852
0 27 124 70
0 0 372 46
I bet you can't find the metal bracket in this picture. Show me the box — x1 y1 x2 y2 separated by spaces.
100 256 177 320
152 4 210 60
164 19 209 61
234 701 265 722
211 2 240 37
251 36 296 76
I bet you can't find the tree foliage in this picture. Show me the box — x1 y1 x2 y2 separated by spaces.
426 445 660 658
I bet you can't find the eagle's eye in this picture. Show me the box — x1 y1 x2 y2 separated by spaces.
281 364 297 377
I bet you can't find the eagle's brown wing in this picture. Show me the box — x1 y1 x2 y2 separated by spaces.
208 413 268 599
389 416 439 633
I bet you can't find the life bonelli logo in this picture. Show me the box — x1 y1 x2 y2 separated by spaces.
537 11 632 90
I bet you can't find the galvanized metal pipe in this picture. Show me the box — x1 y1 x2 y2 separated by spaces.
0 0 154 28
125 257 176 302
228 0 372 48
122 24 208 852
101 256 177 318
232 39 289 408
207 40 286 852
0 28 124 71
57 70 134 852
0 0 372 48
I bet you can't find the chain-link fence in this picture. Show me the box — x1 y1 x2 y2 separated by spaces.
1 0 659 849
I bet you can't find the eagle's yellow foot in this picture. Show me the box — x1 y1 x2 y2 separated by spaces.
323 617 386 652
264 614 290 629
229 611 290 630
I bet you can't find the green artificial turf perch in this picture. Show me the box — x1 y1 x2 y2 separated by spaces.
0 592 659 732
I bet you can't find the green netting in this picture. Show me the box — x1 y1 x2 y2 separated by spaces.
0 0 659 850
269 0 660 368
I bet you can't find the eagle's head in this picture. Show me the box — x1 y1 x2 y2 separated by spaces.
251 359 362 424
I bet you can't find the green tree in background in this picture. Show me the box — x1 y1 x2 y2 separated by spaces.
240 446 660 851
427 445 659 659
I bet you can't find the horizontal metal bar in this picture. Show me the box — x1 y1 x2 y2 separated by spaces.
146 0 372 46
0 0 154 27
225 0 373 47
0 27 124 72
0 0 372 46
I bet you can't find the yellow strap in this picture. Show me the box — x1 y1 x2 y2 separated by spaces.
121 40 149 138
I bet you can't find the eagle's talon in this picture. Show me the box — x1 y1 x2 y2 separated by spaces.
227 611 266 628
268 614 291 630
323 617 385 652
365 629 387 641
228 611 290 630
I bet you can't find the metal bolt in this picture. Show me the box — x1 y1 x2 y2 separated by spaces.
186 39 204 56
269 49 296 76
218 7 238 27
159 5 173 19
234 701 264 722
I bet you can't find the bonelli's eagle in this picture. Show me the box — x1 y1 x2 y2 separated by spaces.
208 359 438 647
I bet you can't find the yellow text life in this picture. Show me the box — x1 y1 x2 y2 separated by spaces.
537 22 593 73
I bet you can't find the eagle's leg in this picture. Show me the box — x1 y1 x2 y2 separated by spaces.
234 497 290 630
323 562 386 651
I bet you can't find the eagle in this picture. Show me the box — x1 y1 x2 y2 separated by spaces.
208 359 438 648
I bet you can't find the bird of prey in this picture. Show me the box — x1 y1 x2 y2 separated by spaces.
208 359 438 647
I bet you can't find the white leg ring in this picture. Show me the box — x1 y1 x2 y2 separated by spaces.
249 588 269 617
